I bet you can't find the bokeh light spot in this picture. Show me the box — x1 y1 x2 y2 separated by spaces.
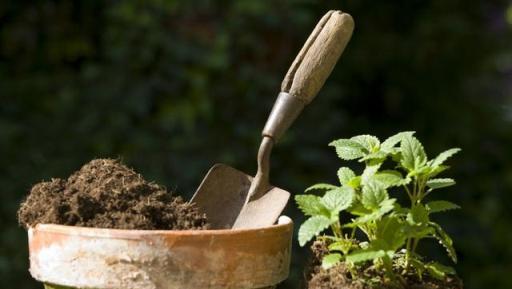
506 5 512 25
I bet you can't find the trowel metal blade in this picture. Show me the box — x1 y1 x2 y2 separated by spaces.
191 164 290 229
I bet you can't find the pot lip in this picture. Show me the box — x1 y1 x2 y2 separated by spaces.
28 215 293 238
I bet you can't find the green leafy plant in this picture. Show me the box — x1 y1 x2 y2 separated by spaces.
296 132 460 285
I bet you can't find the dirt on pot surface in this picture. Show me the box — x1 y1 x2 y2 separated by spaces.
18 158 209 230
307 241 463 289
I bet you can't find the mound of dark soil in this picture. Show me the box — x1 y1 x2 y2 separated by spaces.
307 241 463 289
18 159 209 230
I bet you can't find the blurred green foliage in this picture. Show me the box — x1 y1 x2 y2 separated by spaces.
1 1 511 288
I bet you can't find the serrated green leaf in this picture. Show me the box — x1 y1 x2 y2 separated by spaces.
407 204 430 225
381 131 415 151
354 211 382 224
295 195 328 217
426 200 460 213
361 162 382 185
431 148 461 168
429 165 449 178
354 199 395 224
400 135 427 171
329 139 366 160
414 165 433 176
337 167 356 186
298 216 332 246
321 187 355 215
378 198 396 215
375 216 407 251
329 239 355 254
430 222 457 263
404 222 434 239
322 253 342 269
362 181 388 210
351 135 381 153
347 176 361 189
305 183 338 192
348 201 372 216
373 170 404 188
346 249 386 263
354 211 381 224
425 262 456 280
360 151 388 162
426 178 455 189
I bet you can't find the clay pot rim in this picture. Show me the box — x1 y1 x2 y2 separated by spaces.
28 215 293 238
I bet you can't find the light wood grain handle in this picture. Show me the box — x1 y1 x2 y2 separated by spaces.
281 10 354 104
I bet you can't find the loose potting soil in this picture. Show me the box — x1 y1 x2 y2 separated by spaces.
18 159 209 230
307 241 463 289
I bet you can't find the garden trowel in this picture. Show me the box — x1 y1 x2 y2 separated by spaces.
191 10 354 229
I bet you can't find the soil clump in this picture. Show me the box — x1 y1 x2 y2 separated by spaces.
18 159 209 230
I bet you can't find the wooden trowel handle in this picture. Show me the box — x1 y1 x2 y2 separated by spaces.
262 10 354 141
282 10 354 104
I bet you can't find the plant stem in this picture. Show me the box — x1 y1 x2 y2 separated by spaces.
348 264 358 280
417 176 426 202
331 221 342 238
405 238 411 269
403 185 413 203
383 256 397 283
412 238 419 254
415 179 420 203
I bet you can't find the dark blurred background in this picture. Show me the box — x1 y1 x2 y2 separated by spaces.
1 1 512 288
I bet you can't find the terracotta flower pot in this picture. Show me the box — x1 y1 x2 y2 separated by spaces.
28 216 293 289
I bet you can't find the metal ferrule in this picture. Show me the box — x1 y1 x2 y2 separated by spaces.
262 92 306 141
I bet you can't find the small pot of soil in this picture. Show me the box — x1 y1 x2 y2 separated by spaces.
306 241 463 289
19 159 292 289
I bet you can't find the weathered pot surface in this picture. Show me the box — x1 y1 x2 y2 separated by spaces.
28 216 293 289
